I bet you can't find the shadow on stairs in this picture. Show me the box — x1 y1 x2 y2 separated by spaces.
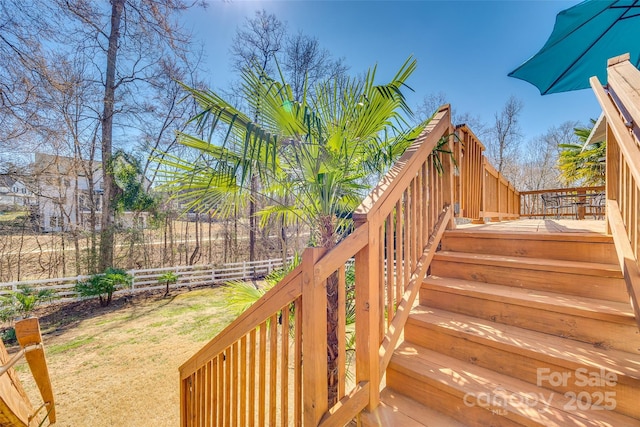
362 229 640 426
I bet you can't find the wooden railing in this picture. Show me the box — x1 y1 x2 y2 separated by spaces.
454 125 520 222
0 318 55 426
520 186 605 219
454 125 484 220
179 105 458 426
591 53 640 330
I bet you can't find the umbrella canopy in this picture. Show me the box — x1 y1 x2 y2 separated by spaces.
508 0 640 95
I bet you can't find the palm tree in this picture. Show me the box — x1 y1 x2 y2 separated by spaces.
558 124 605 186
156 56 428 405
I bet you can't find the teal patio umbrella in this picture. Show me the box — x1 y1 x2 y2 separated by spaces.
508 0 640 95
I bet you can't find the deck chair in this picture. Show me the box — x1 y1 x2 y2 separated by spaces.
0 318 55 426
541 193 574 219
586 192 606 219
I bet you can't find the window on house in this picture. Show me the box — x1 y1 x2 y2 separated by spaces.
49 216 58 229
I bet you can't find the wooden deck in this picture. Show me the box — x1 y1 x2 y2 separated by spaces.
457 219 606 234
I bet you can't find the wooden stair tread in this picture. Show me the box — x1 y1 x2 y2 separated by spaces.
423 276 636 323
444 229 613 243
408 305 640 382
434 251 622 278
390 342 640 427
362 388 467 427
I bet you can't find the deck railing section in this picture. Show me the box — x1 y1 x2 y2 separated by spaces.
453 125 520 223
520 186 605 219
591 54 640 330
454 125 484 220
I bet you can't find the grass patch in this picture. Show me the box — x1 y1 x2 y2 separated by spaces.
18 286 236 427
48 335 95 355
0 211 28 222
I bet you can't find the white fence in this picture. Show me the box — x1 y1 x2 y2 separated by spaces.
0 257 293 303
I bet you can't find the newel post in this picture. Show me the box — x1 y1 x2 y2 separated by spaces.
353 217 381 411
301 247 328 426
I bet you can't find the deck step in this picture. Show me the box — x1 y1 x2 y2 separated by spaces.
430 251 628 303
420 276 640 353
361 388 466 427
405 306 640 419
441 230 618 264
387 342 640 427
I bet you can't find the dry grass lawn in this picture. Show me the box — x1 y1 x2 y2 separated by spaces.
13 287 235 426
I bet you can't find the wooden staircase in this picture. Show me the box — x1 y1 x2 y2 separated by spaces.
363 229 640 426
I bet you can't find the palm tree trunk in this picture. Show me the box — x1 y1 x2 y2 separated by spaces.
320 215 340 407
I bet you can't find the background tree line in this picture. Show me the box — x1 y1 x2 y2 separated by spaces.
0 3 602 282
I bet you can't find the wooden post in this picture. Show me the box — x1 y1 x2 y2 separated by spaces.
301 247 328 425
354 218 381 411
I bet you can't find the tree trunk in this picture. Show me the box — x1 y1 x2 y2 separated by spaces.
320 215 339 407
98 0 124 271
249 175 258 263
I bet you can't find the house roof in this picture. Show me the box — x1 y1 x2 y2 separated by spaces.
0 175 17 188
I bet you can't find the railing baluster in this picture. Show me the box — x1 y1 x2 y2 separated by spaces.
224 346 231 427
258 321 266 426
217 354 223 426
239 336 247 427
403 189 411 291
294 297 302 427
232 341 239 427
385 214 394 325
281 305 290 426
411 177 418 272
248 329 255 427
378 223 385 343
395 200 403 304
269 313 278 426
422 161 429 245
337 266 346 398
211 358 217 426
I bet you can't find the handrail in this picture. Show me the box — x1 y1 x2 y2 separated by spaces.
590 53 640 331
354 105 452 221
519 186 606 196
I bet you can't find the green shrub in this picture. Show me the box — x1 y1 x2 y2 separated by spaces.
0 285 55 322
159 271 178 296
75 268 132 307
1 327 16 344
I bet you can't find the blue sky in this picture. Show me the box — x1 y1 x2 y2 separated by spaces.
185 1 600 143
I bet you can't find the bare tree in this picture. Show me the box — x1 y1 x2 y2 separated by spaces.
516 121 581 191
283 31 348 101
487 96 524 179
415 92 487 138
230 9 286 75
55 0 199 270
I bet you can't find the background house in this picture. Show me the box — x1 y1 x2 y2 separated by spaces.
31 153 103 232
0 175 36 210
